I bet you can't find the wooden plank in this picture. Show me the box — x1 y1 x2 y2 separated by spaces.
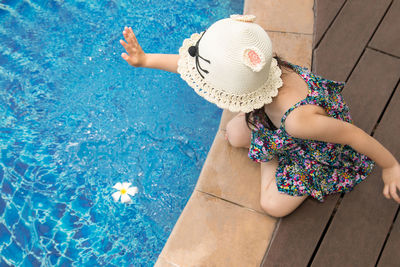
313 0 391 81
370 0 400 57
341 48 400 133
262 195 339 267
313 0 346 48
262 1 398 265
311 83 400 266
262 49 400 267
377 211 400 266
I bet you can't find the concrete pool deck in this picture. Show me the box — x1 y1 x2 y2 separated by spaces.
155 0 315 265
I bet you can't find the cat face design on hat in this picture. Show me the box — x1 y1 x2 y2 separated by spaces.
177 14 283 113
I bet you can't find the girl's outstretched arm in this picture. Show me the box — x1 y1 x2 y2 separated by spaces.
119 26 179 73
284 110 400 204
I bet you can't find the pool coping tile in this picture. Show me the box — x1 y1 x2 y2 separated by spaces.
156 0 314 265
244 0 314 34
155 190 277 267
195 110 264 214
266 31 313 69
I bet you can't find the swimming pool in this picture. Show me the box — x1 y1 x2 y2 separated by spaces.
0 0 243 265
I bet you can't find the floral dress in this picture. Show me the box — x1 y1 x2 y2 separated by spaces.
248 61 376 202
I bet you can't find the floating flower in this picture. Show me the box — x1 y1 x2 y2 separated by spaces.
112 182 138 204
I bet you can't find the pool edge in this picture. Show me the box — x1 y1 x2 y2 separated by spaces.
155 1 315 265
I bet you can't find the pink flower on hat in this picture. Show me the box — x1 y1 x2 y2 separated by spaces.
243 47 266 72
248 50 261 65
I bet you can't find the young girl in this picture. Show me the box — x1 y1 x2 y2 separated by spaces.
119 15 400 218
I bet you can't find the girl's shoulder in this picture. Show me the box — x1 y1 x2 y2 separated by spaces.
266 63 326 133
283 104 328 133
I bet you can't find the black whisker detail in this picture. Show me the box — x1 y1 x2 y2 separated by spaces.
188 30 211 79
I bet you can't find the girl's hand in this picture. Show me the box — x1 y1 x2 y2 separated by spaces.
382 163 400 204
120 26 147 67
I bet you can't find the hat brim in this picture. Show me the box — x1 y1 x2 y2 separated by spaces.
177 32 283 113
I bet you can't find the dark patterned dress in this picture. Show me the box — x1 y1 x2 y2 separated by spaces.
248 61 375 202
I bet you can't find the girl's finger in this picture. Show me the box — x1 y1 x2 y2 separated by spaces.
389 183 400 203
120 39 128 49
127 30 137 47
129 27 138 43
123 29 131 44
120 38 135 55
383 184 390 199
121 53 129 61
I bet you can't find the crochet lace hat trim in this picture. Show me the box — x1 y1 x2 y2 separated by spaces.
177 32 283 113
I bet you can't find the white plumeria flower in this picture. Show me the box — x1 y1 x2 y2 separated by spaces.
112 182 138 204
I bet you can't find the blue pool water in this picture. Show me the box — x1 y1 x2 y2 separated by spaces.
0 0 243 266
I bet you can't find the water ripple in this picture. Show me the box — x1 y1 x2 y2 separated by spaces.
0 0 243 265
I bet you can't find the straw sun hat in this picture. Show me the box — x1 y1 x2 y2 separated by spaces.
177 14 283 113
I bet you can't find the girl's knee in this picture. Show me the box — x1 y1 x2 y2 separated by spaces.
260 193 308 218
225 114 251 148
226 127 248 148
260 197 288 218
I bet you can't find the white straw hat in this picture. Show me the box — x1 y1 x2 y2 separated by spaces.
177 14 283 113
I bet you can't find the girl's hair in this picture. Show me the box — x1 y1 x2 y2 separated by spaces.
245 54 293 131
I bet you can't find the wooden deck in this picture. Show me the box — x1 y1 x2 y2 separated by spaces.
262 0 400 266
